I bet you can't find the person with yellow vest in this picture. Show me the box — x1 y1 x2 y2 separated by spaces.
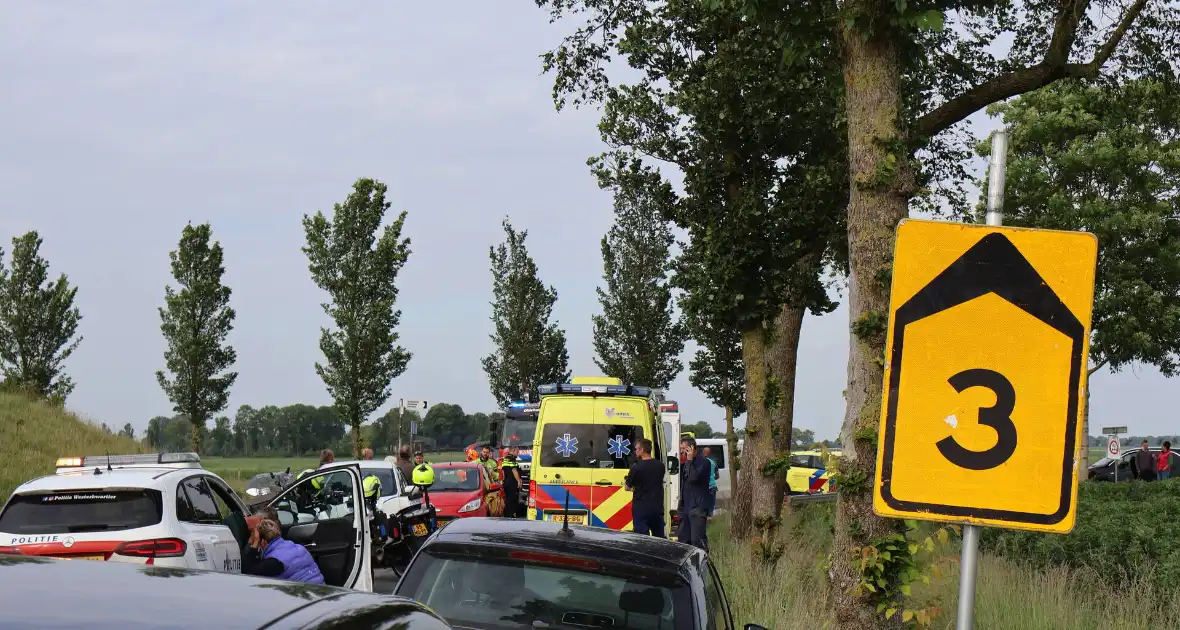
477 445 500 483
411 461 437 533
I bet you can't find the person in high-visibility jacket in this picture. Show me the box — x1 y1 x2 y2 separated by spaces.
361 473 388 542
411 462 437 533
477 445 500 483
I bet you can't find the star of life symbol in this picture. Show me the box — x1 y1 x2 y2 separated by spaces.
608 435 631 458
555 433 579 457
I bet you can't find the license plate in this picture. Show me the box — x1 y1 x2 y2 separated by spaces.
53 555 105 561
549 513 586 525
412 523 428 536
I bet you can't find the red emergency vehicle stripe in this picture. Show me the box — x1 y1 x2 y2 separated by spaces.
11 540 119 558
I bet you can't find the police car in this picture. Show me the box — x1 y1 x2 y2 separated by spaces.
0 452 374 591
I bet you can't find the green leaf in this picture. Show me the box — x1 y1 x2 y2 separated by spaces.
903 610 915 623
915 9 944 31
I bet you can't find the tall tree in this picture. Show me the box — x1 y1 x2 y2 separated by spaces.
592 161 686 389
303 178 413 458
482 218 571 406
983 78 1180 469
683 288 746 497
0 231 83 403
119 423 135 440
537 0 846 551
703 0 1175 622
156 223 237 453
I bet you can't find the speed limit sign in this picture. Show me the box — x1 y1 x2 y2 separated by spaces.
1107 438 1121 459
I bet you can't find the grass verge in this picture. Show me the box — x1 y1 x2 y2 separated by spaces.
709 505 1180 629
0 393 144 499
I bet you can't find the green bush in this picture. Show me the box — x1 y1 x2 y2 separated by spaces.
982 480 1180 589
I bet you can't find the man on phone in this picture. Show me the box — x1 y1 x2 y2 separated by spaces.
677 437 710 549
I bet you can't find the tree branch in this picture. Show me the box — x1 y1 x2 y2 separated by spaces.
1088 359 1109 376
916 0 1148 139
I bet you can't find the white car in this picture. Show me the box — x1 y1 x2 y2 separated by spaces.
0 453 373 592
328 459 415 522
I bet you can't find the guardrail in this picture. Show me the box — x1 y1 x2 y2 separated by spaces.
787 493 837 505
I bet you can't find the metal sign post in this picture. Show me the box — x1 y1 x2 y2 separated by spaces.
956 128 1009 630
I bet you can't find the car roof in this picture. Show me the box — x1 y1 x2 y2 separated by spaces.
0 555 450 630
426 518 702 573
334 459 395 469
14 467 200 494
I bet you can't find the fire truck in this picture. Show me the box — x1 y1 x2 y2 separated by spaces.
464 400 539 511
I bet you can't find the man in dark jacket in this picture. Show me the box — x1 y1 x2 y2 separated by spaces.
1133 440 1157 481
396 446 416 486
677 437 711 550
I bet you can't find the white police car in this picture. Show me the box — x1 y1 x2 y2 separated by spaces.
0 453 373 591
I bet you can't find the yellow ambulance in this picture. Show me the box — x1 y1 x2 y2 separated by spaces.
526 376 674 531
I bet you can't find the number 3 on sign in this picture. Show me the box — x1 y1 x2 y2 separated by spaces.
873 220 1097 535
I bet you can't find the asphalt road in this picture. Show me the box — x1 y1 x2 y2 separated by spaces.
374 568 399 594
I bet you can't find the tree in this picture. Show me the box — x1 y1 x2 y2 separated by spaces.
303 178 413 458
209 416 232 456
156 223 237 453
591 163 686 389
983 78 1180 470
0 231 82 403
536 1 846 550
684 291 746 496
482 218 571 406
119 423 135 440
700 0 1174 622
792 428 816 449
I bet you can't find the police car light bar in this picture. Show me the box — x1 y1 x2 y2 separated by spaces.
537 383 653 397
55 453 202 471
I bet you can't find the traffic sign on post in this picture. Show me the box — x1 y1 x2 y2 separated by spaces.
1106 438 1121 459
873 219 1098 534
1101 426 1128 435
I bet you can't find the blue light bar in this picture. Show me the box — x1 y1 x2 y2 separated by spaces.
536 383 654 398
508 402 526 408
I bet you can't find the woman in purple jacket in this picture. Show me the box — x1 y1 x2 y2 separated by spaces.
243 517 326 584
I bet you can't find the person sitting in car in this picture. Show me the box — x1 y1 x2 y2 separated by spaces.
242 516 325 584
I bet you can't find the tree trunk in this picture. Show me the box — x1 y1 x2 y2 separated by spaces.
190 418 202 454
352 419 362 458
829 13 909 629
732 326 768 540
761 301 806 545
724 404 738 503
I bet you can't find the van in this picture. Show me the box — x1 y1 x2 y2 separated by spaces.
527 378 677 531
696 438 742 507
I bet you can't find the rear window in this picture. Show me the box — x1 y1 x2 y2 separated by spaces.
398 549 693 630
361 468 396 497
0 490 163 535
540 424 644 468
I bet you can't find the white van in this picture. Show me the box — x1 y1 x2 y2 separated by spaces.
697 438 742 506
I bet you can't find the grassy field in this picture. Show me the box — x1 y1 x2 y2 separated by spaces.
202 452 468 491
0 393 145 499
710 508 1180 629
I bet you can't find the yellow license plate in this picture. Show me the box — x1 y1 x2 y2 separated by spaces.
412 523 428 536
54 555 105 561
549 513 586 525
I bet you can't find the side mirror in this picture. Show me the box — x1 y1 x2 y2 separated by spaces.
489 484 502 492
745 625 769 630
285 467 291 474
408 486 423 499
668 456 680 475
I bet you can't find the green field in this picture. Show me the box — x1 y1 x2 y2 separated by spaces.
202 452 468 491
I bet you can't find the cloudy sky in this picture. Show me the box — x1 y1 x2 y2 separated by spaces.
0 2 1174 439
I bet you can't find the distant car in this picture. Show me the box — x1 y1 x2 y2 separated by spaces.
243 470 294 506
0 553 452 630
425 462 505 526
1089 447 1179 481
786 450 842 495
394 517 767 630
0 453 252 573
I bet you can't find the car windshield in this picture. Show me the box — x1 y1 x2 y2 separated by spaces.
432 468 482 492
398 549 693 630
361 468 396 497
1092 457 1114 467
501 419 537 447
0 490 164 534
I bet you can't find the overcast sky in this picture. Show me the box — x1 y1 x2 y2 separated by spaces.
0 2 1175 440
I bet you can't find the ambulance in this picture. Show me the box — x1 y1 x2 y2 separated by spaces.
527 377 677 531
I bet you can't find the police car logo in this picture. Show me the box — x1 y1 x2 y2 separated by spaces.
62 536 75 548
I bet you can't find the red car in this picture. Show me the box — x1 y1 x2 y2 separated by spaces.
426 462 505 526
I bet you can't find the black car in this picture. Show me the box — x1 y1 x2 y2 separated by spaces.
0 553 452 630
1088 447 1179 481
395 518 767 630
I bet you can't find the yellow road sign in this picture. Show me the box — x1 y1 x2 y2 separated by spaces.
873 219 1098 534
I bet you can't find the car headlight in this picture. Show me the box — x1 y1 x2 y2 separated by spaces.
245 487 259 496
457 498 482 514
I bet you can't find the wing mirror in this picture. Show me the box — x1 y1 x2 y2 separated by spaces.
745 625 769 630
668 456 680 475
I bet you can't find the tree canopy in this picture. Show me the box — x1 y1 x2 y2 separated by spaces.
0 231 82 404
156 223 237 453
592 159 685 389
303 178 413 458
482 218 571 406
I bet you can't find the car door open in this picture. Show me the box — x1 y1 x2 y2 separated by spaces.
264 463 372 592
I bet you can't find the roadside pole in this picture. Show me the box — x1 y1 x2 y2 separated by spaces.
955 127 1009 630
